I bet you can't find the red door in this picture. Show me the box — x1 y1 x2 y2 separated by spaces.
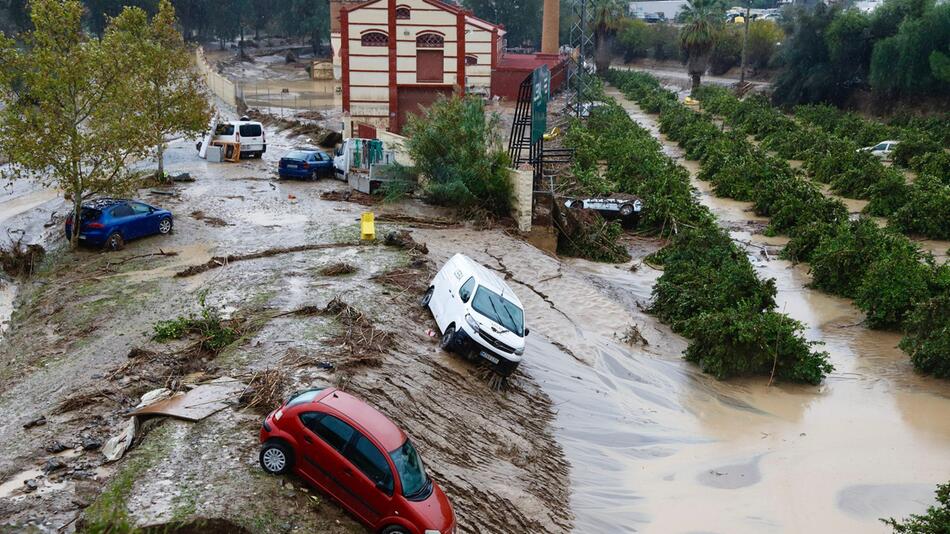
417 50 444 83
357 123 377 139
396 86 454 133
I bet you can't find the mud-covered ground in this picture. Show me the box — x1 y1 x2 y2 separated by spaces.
0 126 571 533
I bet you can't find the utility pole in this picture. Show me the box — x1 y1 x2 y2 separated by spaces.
739 3 750 83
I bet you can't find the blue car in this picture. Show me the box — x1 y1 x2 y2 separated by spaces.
65 198 174 250
278 150 333 180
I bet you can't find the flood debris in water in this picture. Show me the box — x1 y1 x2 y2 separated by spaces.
237 369 289 414
383 229 429 254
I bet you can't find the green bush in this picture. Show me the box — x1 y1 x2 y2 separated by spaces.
891 174 950 239
404 95 512 216
781 222 838 263
909 151 950 184
556 209 631 263
855 249 934 329
615 19 651 61
864 170 911 216
683 307 832 384
808 218 888 298
710 27 742 75
747 20 784 69
153 297 238 353
892 132 942 168
899 293 950 378
649 226 776 332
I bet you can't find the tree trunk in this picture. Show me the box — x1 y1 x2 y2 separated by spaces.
594 32 610 74
740 6 750 83
691 72 701 92
156 143 165 181
70 191 82 250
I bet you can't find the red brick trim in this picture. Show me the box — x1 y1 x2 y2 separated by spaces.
388 0 398 132
457 10 465 93
342 8 350 112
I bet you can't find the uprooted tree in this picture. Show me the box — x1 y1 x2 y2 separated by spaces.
0 0 209 249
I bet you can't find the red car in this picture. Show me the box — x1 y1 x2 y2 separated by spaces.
259 387 456 534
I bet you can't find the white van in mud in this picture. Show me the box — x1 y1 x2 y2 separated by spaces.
196 117 267 159
423 253 528 376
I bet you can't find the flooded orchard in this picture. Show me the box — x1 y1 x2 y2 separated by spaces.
0 75 946 534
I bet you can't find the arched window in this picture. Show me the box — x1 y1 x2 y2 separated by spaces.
416 33 444 48
465 55 478 65
395 6 410 19
361 32 388 47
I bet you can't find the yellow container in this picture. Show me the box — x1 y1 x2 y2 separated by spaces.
360 212 376 241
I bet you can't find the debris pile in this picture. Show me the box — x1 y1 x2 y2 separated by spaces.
0 236 45 278
239 369 289 414
383 230 429 254
554 204 630 263
318 262 357 276
323 297 394 369
320 189 377 206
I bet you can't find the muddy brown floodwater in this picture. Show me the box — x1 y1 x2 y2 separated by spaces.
486 86 950 533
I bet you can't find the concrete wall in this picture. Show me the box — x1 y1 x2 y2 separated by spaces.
377 130 414 167
511 166 533 232
195 47 237 107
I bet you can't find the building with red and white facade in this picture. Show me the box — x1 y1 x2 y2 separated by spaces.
335 0 505 135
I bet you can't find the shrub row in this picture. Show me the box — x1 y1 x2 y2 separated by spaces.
608 69 949 379
573 72 835 384
695 85 950 240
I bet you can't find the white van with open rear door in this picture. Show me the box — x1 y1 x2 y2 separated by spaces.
422 253 528 376
195 117 267 159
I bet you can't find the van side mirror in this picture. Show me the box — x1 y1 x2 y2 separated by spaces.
524 328 530 336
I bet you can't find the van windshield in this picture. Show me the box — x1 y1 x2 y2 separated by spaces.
215 124 234 135
239 124 262 137
471 286 524 336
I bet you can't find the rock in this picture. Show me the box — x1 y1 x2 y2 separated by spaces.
171 172 194 182
81 436 102 451
23 479 39 492
285 51 297 63
23 416 46 429
43 458 66 474
46 441 67 454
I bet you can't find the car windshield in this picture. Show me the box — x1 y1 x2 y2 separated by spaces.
286 151 311 160
389 439 428 497
285 388 325 407
873 143 888 150
471 286 524 336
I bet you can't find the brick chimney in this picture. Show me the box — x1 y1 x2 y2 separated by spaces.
541 0 560 54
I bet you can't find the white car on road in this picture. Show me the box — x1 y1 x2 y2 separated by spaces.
423 253 528 376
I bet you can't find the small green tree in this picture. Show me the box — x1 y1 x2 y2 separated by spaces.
403 95 513 216
0 0 152 249
680 0 723 91
110 0 212 180
882 481 950 533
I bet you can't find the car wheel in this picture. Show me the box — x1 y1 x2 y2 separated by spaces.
195 141 202 151
380 527 409 534
619 204 635 217
440 325 458 353
158 218 173 235
260 441 294 475
421 286 434 307
104 232 125 252
570 200 584 209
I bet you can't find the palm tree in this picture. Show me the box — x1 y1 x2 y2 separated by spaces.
591 0 624 74
679 0 723 92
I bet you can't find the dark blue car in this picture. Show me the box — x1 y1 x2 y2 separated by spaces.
278 150 333 180
65 198 173 250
